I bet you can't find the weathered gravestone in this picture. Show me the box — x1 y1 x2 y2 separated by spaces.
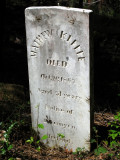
25 6 93 151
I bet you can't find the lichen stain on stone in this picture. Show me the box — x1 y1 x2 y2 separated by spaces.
36 16 42 22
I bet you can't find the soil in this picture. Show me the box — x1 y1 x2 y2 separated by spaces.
0 84 120 159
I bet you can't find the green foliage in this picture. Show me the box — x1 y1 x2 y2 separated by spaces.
92 126 100 148
8 158 15 160
91 126 107 156
36 146 41 151
94 145 107 156
91 112 120 158
73 147 87 158
26 123 48 151
41 134 48 140
110 140 120 148
26 136 34 144
57 133 66 148
109 130 120 140
73 147 84 154
0 122 17 155
108 112 120 142
107 111 120 158
90 138 96 143
38 123 44 129
38 124 48 140
57 133 65 139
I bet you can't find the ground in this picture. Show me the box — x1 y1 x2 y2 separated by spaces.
0 84 120 159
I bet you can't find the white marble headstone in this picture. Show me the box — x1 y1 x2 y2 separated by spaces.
25 6 93 151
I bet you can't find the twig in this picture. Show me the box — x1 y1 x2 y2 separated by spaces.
84 0 101 6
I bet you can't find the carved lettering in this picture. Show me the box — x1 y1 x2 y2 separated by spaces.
41 31 48 39
38 89 81 101
34 39 41 45
60 31 68 40
30 51 37 56
38 88 52 95
76 50 84 55
44 118 76 129
30 29 53 56
47 59 67 67
48 134 70 143
55 91 62 96
45 30 52 36
74 45 80 49
41 74 75 83
62 61 67 67
59 30 85 61
30 29 85 61
71 40 76 45
67 35 71 41
45 104 73 114
78 57 85 61
36 35 44 43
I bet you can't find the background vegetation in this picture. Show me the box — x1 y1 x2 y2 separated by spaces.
0 0 120 159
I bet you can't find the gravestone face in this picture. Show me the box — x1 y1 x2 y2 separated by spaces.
25 6 93 151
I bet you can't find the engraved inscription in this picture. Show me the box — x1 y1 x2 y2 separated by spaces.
47 59 67 67
60 30 85 61
55 91 81 100
45 104 73 114
41 74 75 83
30 29 53 56
44 118 76 129
26 8 92 152
38 89 52 95
60 31 68 40
71 39 76 45
38 88 81 101
30 29 85 61
78 57 85 61
48 134 70 143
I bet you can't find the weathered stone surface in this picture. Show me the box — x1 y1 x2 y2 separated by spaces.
25 6 93 151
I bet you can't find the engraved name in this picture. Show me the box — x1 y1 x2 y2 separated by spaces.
60 30 85 61
30 29 85 61
41 74 75 83
45 104 73 114
30 29 53 56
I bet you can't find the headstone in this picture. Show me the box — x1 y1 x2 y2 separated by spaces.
25 6 93 151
